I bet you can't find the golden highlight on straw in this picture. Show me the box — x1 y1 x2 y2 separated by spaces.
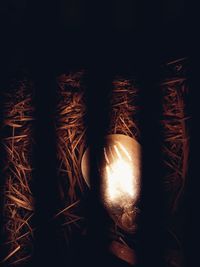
1 78 35 265
161 59 190 213
103 78 141 265
55 71 88 242
161 58 190 267
108 78 140 140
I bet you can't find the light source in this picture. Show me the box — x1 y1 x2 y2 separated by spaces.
81 134 141 233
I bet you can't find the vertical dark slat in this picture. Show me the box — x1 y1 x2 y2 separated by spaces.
182 56 195 267
138 60 165 267
0 76 7 265
85 68 112 267
32 74 63 267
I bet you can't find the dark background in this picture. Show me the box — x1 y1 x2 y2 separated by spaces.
0 1 197 267
0 0 191 75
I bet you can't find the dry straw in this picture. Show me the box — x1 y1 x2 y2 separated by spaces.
1 78 35 265
161 58 190 267
55 71 88 242
106 77 140 264
54 74 140 264
107 77 140 141
161 58 190 213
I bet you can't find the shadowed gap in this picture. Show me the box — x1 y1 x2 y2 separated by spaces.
85 67 116 267
137 58 165 267
31 72 64 267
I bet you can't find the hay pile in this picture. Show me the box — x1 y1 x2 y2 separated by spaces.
161 58 190 213
55 71 88 242
54 74 140 264
106 77 140 265
1 78 35 265
107 77 140 141
161 58 190 267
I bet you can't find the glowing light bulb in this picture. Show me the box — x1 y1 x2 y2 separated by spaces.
81 134 141 232
105 155 136 202
101 137 141 210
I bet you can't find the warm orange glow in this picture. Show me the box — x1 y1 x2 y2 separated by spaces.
81 134 141 212
103 141 140 207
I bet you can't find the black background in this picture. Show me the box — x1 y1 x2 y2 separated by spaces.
0 0 191 74
0 1 197 267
